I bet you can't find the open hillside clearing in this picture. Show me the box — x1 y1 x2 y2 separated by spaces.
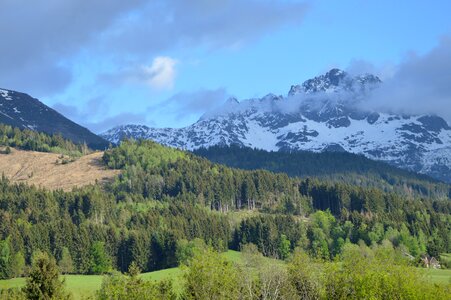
0 148 119 191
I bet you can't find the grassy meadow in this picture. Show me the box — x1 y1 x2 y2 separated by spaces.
0 250 449 299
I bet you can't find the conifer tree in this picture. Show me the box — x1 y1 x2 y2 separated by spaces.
24 252 71 300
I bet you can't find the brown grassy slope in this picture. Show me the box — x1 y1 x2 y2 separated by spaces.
0 148 119 191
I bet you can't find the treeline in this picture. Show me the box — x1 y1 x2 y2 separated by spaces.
194 145 451 199
232 210 449 260
0 124 89 156
2 244 450 300
0 177 230 278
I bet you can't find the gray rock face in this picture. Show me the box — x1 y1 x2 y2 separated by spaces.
101 70 451 182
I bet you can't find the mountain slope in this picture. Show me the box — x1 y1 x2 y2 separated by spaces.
0 147 119 191
193 145 451 199
0 88 109 149
101 69 451 182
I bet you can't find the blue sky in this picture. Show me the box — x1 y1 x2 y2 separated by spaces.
1 0 451 132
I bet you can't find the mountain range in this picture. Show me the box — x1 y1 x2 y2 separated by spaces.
101 69 451 183
0 88 108 149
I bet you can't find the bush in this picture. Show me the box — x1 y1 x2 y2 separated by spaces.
96 264 176 300
323 243 450 299
182 248 241 300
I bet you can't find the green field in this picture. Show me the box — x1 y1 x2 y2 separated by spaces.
422 268 451 284
0 268 185 299
1 251 449 299
0 251 242 299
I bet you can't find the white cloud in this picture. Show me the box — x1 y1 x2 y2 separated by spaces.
0 0 308 96
144 56 178 89
146 88 228 127
346 59 397 81
365 37 451 123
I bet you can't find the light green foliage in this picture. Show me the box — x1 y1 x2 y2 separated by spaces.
9 252 25 278
0 250 449 299
307 210 336 259
0 124 87 156
182 248 241 300
90 242 112 275
241 243 262 267
323 242 450 299
241 244 300 299
103 139 185 170
0 239 11 279
175 238 207 266
0 288 25 300
24 252 72 300
96 264 176 300
258 262 297 300
59 247 74 275
278 234 291 260
287 248 322 299
0 239 24 280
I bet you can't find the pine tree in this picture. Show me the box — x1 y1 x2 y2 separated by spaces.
59 247 74 274
24 252 71 300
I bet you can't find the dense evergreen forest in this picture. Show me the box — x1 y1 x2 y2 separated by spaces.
1 139 448 278
194 145 451 199
0 135 450 298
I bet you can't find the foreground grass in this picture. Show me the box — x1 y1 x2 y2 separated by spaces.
0 275 104 300
0 251 241 299
423 268 451 284
1 251 449 299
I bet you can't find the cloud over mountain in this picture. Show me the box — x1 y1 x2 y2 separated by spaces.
366 37 451 123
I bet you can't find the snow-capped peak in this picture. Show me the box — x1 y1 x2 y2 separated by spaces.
288 69 381 96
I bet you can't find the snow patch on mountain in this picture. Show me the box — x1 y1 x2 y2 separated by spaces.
0 89 13 101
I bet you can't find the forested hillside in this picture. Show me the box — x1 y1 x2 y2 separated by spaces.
104 140 450 257
0 139 449 299
0 124 89 157
194 145 451 199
